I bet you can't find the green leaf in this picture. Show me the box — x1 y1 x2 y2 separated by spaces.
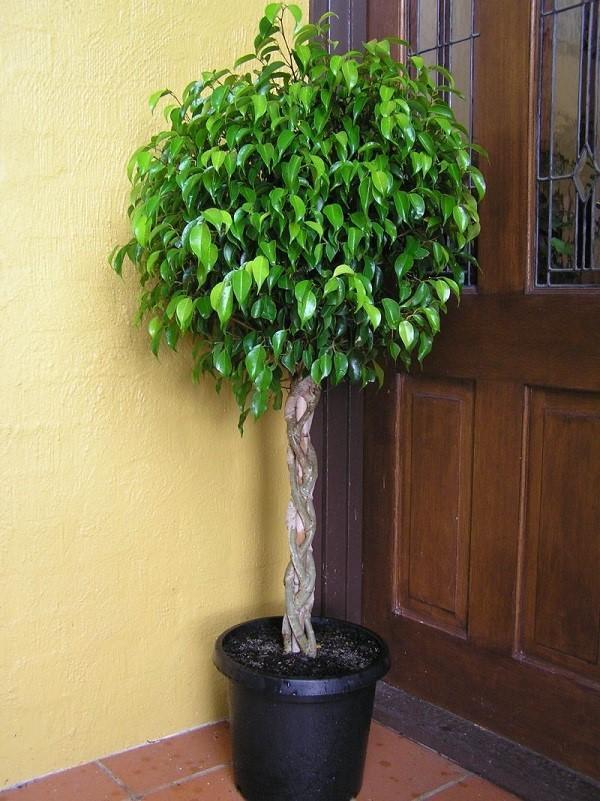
348 354 362 382
440 194 455 223
252 94 268 121
231 268 252 306
234 52 257 68
210 281 233 326
398 320 415 349
288 3 302 24
346 227 363 256
418 331 433 363
259 240 277 263
190 223 212 267
249 255 269 290
424 306 440 333
351 275 368 309
148 89 170 112
430 279 451 304
394 192 410 222
276 129 295 156
409 193 425 218
264 2 282 22
389 342 401 361
382 298 401 328
251 296 276 322
166 294 183 319
271 329 287 360
330 54 342 76
133 212 150 247
311 352 332 384
148 316 162 338
213 347 232 376
469 167 486 200
453 205 469 233
323 203 344 231
294 44 311 71
254 366 272 391
211 150 227 171
333 264 354 277
444 277 461 299
324 276 342 295
237 143 255 169
371 170 391 196
305 220 323 237
176 297 194 329
432 242 449 268
245 345 266 381
394 252 414 280
203 208 232 231
333 352 348 384
195 296 212 318
290 194 306 222
341 60 358 91
380 116 394 140
295 279 317 324
364 303 381 329
250 389 268 418
456 149 471 171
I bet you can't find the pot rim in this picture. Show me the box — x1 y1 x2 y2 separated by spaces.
213 615 390 699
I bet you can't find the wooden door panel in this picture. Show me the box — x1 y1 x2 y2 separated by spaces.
395 375 474 636
364 376 600 775
522 388 600 681
467 380 524 652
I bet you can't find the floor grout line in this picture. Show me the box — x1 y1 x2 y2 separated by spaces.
95 760 136 800
410 773 472 801
105 761 233 800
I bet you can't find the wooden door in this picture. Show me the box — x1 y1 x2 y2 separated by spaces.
363 0 600 778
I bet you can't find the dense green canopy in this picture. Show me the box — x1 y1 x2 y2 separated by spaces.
111 3 485 429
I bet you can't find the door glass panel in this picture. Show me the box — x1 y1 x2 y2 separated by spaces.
418 0 438 51
449 39 472 131
536 0 600 286
451 0 473 40
405 0 479 287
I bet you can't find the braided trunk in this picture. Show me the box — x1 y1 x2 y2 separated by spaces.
282 375 321 657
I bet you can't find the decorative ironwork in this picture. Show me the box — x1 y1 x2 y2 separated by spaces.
405 0 479 286
536 0 600 287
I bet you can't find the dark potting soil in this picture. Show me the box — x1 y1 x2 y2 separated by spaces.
222 618 383 679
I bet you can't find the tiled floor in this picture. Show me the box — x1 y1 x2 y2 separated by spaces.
1 721 522 801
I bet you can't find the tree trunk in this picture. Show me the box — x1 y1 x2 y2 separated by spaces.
282 375 321 657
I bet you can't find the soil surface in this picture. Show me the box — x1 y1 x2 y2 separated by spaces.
222 617 384 679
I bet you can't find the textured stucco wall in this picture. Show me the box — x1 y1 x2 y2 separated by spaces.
0 0 306 788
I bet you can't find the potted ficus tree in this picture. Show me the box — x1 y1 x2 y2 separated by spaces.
110 4 485 800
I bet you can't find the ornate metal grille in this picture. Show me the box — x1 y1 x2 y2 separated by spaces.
405 0 480 286
536 0 600 287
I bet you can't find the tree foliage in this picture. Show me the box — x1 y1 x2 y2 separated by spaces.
110 3 485 430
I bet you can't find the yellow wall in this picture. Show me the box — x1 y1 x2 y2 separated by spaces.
1 0 306 788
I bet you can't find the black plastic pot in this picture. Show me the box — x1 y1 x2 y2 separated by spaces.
213 616 389 801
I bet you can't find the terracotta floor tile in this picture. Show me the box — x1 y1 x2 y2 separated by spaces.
0 762 128 801
140 766 242 800
357 722 468 801
0 722 525 801
430 775 522 801
100 722 231 794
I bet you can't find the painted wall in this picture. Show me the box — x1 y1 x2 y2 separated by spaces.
1 0 306 788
